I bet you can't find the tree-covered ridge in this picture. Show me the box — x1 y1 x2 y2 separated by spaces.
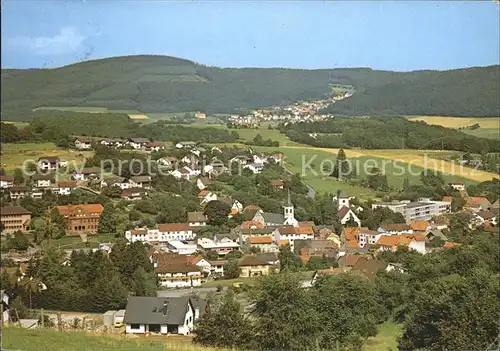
284 116 500 153
1 112 239 143
322 65 500 117
1 55 498 120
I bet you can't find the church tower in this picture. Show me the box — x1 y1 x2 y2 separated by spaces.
337 190 350 211
283 189 299 227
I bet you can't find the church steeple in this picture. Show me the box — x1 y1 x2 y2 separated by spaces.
283 189 298 227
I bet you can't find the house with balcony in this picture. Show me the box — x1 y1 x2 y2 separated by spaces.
154 256 202 288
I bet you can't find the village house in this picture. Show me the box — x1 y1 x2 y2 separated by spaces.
130 175 152 189
474 210 498 227
464 196 492 212
9 186 30 200
247 236 279 253
197 237 240 257
338 254 365 270
56 181 77 196
123 296 207 335
448 181 466 191
157 156 178 169
72 167 100 181
100 138 125 148
145 142 164 152
190 147 206 157
378 223 413 235
121 187 148 201
128 138 151 149
175 141 197 149
74 137 92 150
198 190 218 205
229 155 252 165
239 227 275 242
239 255 273 277
208 260 227 276
273 224 315 251
0 175 14 188
0 206 31 233
154 256 202 288
166 241 198 255
187 212 208 227
357 229 382 247
186 256 212 274
196 177 214 190
56 204 104 235
101 176 132 190
269 179 284 189
409 220 431 234
376 234 426 254
32 174 55 188
37 156 60 171
349 257 400 280
243 163 264 174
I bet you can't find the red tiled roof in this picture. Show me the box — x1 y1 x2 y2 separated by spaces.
380 223 411 232
338 206 350 219
131 229 148 235
248 236 273 245
56 204 103 216
343 227 368 241
157 223 191 232
410 221 430 232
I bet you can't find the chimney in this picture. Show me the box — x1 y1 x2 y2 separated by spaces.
162 301 168 316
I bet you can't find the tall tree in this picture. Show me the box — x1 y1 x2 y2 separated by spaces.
223 259 240 279
252 273 320 351
98 203 117 234
278 244 300 272
204 200 231 226
13 168 24 185
194 290 252 349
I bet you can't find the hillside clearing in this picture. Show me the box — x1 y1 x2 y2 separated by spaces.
0 142 93 173
407 116 500 129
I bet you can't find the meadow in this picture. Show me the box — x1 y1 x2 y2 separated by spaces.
2 323 402 351
0 142 93 173
408 116 500 140
32 106 141 114
252 145 491 199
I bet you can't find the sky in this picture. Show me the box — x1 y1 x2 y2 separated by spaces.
1 1 499 71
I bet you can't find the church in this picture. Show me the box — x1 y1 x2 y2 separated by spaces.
252 190 299 227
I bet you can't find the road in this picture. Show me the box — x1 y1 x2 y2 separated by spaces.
157 286 227 297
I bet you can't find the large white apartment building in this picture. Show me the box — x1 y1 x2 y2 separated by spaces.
125 223 195 244
372 198 451 223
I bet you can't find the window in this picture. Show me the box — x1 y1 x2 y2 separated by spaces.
130 324 140 329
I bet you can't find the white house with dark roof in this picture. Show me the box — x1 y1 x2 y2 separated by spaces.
187 212 208 227
131 175 152 189
128 138 151 149
124 296 207 335
74 137 92 150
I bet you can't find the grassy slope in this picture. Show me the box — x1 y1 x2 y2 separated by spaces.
408 116 500 140
1 327 222 351
0 142 93 173
2 323 402 351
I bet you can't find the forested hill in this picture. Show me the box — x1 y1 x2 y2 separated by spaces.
1 55 499 121
321 65 500 117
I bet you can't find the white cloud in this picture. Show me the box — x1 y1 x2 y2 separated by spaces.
9 27 86 56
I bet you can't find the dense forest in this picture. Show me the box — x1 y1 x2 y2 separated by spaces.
1 55 498 121
1 113 239 144
284 116 500 153
322 65 500 117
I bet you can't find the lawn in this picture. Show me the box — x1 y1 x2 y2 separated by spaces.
1 327 225 351
364 322 403 351
0 142 93 173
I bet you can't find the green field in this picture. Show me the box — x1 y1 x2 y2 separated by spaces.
33 106 141 114
0 142 93 173
408 116 500 140
1 327 222 351
252 146 480 199
202 270 316 288
2 322 402 351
